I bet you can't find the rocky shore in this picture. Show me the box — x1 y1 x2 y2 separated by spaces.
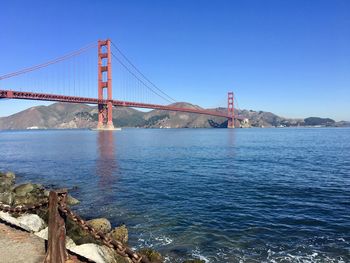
0 171 204 263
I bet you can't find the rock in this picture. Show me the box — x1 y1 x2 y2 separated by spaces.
5 171 16 181
0 171 16 192
35 229 81 262
13 194 48 206
14 183 35 196
13 183 47 206
0 191 15 205
88 218 111 234
41 190 79 205
110 224 128 244
138 248 163 263
64 238 132 263
17 214 46 232
65 236 76 248
0 211 31 231
35 227 48 239
67 194 80 205
67 243 121 263
66 216 98 245
0 212 46 233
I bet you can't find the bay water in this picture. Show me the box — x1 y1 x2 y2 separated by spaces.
0 128 349 262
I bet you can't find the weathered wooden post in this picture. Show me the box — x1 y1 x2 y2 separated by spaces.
44 190 68 263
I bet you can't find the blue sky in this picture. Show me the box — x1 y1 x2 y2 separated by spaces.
0 0 349 120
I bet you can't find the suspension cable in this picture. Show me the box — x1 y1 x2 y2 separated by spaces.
234 95 241 112
111 41 177 103
111 52 175 104
0 42 97 81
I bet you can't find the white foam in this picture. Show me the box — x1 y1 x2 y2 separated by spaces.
192 247 210 263
155 235 173 245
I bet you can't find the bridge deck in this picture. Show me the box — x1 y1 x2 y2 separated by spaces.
0 89 244 120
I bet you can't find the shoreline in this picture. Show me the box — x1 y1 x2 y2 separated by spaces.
0 125 349 132
0 170 204 263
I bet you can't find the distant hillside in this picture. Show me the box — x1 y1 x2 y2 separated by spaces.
0 102 227 129
238 109 304 128
304 117 335 126
0 102 347 129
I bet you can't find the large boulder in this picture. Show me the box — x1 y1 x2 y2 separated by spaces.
14 183 39 196
13 183 47 205
0 212 46 233
138 248 163 263
88 218 112 234
16 214 46 232
0 211 31 231
110 224 128 244
67 243 126 263
66 216 98 245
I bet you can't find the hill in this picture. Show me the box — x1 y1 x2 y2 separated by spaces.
0 103 347 129
0 102 227 129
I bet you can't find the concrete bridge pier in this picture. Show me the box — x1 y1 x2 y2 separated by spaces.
228 118 235 128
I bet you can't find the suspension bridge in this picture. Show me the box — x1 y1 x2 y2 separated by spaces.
0 39 244 129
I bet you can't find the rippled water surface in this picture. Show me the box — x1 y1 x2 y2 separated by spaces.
0 128 349 262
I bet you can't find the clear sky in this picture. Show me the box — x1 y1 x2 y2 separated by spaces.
0 0 349 120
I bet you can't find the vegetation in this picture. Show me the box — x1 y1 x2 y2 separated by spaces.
304 117 335 126
145 114 169 126
113 113 145 127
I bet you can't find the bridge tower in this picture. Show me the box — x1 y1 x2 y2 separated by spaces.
227 91 235 128
97 39 114 130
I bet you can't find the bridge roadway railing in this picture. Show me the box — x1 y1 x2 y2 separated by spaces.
0 189 150 263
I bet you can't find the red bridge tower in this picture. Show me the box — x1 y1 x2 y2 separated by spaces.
97 39 114 130
227 91 235 128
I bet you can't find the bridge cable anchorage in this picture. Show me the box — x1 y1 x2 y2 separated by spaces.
0 42 97 81
111 52 175 104
111 41 177 103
